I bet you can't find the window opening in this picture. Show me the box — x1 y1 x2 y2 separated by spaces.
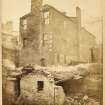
37 81 44 91
44 12 49 24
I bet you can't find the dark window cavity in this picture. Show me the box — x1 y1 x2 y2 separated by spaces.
37 81 44 91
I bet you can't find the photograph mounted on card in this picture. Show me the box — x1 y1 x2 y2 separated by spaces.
1 0 103 105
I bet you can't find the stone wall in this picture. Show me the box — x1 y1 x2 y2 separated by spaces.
92 45 103 63
41 6 79 65
79 28 96 62
19 73 65 105
19 3 96 66
19 0 42 66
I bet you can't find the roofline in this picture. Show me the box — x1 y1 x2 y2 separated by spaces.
20 4 78 24
43 4 78 24
81 27 96 39
20 13 32 19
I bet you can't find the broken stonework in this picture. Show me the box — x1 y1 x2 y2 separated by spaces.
16 70 65 105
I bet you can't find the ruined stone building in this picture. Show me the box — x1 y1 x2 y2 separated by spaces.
2 22 20 89
5 64 102 105
19 0 96 66
2 21 20 68
6 68 65 105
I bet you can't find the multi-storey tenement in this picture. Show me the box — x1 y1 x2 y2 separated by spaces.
19 0 96 66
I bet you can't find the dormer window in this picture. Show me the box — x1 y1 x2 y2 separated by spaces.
44 12 49 24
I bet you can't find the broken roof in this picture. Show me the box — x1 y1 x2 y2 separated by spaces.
44 64 89 83
18 64 90 83
14 63 102 84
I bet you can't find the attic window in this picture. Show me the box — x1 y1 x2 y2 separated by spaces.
37 81 44 91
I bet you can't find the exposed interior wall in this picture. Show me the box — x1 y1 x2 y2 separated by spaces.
19 0 42 66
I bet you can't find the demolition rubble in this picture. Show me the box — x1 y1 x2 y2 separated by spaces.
4 63 102 105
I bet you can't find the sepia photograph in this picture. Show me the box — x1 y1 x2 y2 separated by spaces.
1 0 103 105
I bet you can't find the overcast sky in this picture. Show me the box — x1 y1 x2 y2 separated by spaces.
1 0 103 43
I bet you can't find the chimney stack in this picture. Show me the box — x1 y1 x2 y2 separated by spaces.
31 0 43 14
62 12 67 16
76 7 81 61
76 7 81 27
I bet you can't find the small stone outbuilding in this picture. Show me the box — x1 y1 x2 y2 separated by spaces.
16 69 65 105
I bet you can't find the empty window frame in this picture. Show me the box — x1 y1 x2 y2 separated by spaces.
90 48 95 62
44 12 49 24
54 53 58 64
37 81 44 91
42 32 53 48
23 38 28 48
22 19 27 30
59 54 64 64
66 56 71 64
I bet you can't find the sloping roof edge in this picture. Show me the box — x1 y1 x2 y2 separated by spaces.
43 4 78 24
20 13 32 19
20 4 78 24
81 27 96 39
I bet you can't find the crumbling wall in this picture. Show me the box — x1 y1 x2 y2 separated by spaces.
19 0 42 66
57 79 84 96
56 63 102 103
19 73 65 105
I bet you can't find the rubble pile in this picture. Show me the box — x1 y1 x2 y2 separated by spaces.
37 64 90 82
64 95 100 105
3 63 102 105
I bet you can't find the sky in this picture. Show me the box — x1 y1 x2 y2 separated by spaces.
1 0 103 43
